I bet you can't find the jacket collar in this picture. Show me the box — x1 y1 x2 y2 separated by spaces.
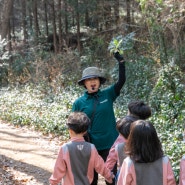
84 89 102 100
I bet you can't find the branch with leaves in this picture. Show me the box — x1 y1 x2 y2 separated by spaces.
108 32 135 55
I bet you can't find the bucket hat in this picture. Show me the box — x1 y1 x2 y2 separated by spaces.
78 67 106 86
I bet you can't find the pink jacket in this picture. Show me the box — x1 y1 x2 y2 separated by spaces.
106 134 126 170
179 155 185 185
117 156 176 185
49 137 113 185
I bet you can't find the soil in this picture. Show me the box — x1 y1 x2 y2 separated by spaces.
0 120 105 185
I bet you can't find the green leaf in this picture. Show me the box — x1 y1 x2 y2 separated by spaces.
108 32 135 54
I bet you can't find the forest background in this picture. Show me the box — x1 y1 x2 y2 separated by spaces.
0 0 185 183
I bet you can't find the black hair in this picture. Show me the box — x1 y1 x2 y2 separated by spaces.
116 116 138 139
66 112 91 134
125 120 163 163
128 100 152 120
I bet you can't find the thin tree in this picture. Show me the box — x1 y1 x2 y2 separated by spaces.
76 0 81 52
43 0 49 37
21 0 28 43
64 0 68 35
104 0 112 30
32 0 40 43
28 0 33 34
1 0 14 39
51 0 58 53
57 0 63 52
114 0 120 28
126 0 132 32
84 3 89 26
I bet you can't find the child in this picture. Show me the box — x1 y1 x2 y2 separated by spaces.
127 100 152 120
179 155 185 185
106 115 138 171
49 112 114 185
106 100 151 171
117 120 176 185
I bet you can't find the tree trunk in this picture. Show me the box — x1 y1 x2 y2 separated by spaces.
76 0 81 53
1 0 14 39
21 0 28 43
85 8 89 26
28 0 33 34
64 0 68 34
10 0 16 40
44 0 49 36
126 0 132 32
104 1 112 30
32 0 40 42
51 0 58 53
114 0 120 28
58 0 63 52
7 18 12 52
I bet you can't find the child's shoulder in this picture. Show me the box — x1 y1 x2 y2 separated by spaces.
62 141 94 149
181 154 185 161
162 155 169 161
124 156 134 167
60 141 93 154
162 155 173 165
87 142 96 149
60 142 69 151
115 142 125 151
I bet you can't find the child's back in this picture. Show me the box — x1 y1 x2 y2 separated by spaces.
117 120 176 185
119 155 175 185
65 141 92 184
106 116 137 171
106 100 152 171
49 112 113 185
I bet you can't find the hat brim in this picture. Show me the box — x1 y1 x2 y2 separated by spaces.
78 75 106 86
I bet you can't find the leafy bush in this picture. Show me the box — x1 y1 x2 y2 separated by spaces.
0 84 81 139
0 39 10 87
149 61 185 182
150 61 185 122
113 54 158 118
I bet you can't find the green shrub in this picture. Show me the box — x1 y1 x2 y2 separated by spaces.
149 62 185 182
0 84 79 139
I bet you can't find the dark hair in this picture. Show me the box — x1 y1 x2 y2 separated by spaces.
116 116 138 139
125 120 163 163
66 112 91 134
128 100 152 119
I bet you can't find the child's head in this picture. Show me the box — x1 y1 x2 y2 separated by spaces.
128 100 152 119
116 116 138 139
66 112 91 134
125 120 163 163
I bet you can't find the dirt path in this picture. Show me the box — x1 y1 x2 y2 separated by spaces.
0 121 105 185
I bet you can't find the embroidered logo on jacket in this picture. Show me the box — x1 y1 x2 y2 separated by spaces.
100 99 108 104
77 144 84 150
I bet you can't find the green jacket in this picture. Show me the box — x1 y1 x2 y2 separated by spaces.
72 85 119 150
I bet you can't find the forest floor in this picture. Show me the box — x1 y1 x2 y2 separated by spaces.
0 120 105 185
